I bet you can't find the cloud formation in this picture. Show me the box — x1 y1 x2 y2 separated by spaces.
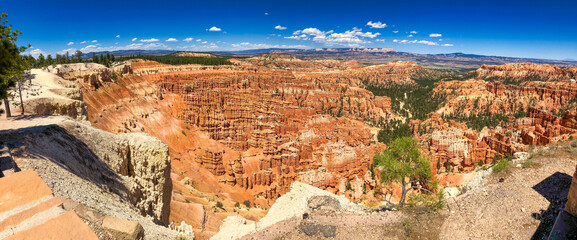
392 39 442 46
274 25 287 30
286 27 380 47
429 33 442 37
166 38 178 42
28 49 46 58
410 31 417 34
91 40 98 43
208 26 222 32
183 37 194 42
116 35 120 38
140 38 159 42
67 42 74 46
231 42 308 50
366 21 386 28
131 38 137 42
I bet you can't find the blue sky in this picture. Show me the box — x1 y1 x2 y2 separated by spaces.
2 0 576 60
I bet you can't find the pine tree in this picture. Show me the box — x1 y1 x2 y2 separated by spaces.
0 12 28 117
75 50 82 62
37 53 45 67
46 54 54 65
373 137 432 207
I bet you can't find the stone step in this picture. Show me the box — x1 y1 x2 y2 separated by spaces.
0 197 63 233
0 170 98 239
0 200 65 239
5 210 98 240
0 170 54 214
0 145 17 178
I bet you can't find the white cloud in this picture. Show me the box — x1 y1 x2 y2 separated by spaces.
265 12 269 15
418 40 438 45
366 21 386 29
116 35 120 38
166 38 178 42
408 35 413 38
284 35 306 40
67 42 74 46
78 42 169 53
57 48 76 55
196 39 202 42
140 38 159 42
443 43 453 47
410 31 417 34
28 49 46 58
375 39 385 42
91 40 98 43
208 26 222 32
80 41 87 44
392 39 440 46
131 38 138 42
275 25 287 30
202 41 207 44
393 31 399 33
287 27 380 47
429 33 442 37
231 42 309 50
183 37 194 42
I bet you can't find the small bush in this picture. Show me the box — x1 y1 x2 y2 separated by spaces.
243 200 251 208
216 202 223 209
522 160 542 169
492 159 509 173
181 130 187 136
406 191 445 213
234 202 240 208
403 221 412 237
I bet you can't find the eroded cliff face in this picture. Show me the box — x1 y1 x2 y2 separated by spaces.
475 62 577 82
412 63 577 180
61 58 397 236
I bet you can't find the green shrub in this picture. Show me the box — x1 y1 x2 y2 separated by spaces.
216 202 223 209
492 159 509 173
181 130 186 136
234 202 240 208
522 160 542 169
243 200 251 208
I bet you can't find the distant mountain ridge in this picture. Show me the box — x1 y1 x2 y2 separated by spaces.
83 48 577 69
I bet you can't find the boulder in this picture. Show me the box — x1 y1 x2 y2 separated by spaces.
102 216 144 240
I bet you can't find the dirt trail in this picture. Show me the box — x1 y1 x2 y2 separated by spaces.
440 148 576 239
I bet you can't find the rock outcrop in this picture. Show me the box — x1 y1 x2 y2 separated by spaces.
210 181 365 240
0 117 172 224
14 69 87 121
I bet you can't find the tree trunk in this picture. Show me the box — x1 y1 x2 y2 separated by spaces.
17 78 24 115
399 178 407 207
3 98 11 118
